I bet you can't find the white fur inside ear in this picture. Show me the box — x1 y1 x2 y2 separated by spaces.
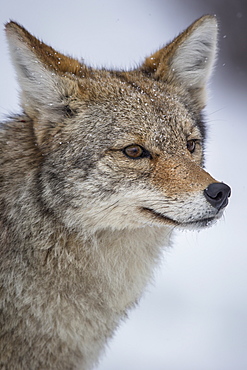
171 17 218 88
6 30 65 116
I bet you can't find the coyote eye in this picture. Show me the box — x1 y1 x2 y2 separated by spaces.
187 139 197 154
123 144 150 159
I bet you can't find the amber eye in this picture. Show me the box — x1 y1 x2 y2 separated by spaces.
123 144 150 159
187 139 197 154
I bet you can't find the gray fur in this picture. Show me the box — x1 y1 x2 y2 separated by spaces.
0 16 229 369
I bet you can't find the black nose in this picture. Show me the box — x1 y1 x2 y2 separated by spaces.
204 183 231 211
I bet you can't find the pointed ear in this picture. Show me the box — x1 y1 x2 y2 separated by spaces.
5 21 84 121
141 15 218 108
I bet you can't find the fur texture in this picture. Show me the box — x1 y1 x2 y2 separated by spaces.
0 15 230 369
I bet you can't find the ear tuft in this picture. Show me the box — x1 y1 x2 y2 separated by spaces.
5 21 82 119
142 15 218 107
170 15 218 89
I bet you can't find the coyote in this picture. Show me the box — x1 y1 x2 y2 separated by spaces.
0 15 230 369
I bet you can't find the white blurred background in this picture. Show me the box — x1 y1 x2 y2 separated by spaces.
0 1 246 369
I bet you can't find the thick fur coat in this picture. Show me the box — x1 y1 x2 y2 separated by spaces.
0 16 230 369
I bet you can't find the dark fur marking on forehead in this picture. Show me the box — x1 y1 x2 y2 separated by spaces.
64 105 76 118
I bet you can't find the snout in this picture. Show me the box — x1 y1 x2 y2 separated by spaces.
204 183 231 211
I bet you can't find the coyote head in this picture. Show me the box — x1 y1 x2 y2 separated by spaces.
5 15 230 233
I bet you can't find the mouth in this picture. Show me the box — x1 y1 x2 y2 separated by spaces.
141 207 217 229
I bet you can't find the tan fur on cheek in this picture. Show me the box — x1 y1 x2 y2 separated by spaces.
151 155 216 196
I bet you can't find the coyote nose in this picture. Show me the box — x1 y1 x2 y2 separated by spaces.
204 183 231 211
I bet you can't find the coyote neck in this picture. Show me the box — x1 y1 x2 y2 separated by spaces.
87 227 171 308
39 226 171 368
44 226 172 312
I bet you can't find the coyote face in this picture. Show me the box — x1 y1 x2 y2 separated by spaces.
32 64 230 234
52 80 226 232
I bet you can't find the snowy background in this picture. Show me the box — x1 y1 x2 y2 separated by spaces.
1 1 246 369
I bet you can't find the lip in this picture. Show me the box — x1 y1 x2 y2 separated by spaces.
141 207 217 228
142 207 179 226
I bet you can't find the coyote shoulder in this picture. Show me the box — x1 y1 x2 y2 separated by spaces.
0 15 230 369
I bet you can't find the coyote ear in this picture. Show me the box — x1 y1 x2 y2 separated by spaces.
142 15 218 108
5 21 83 120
